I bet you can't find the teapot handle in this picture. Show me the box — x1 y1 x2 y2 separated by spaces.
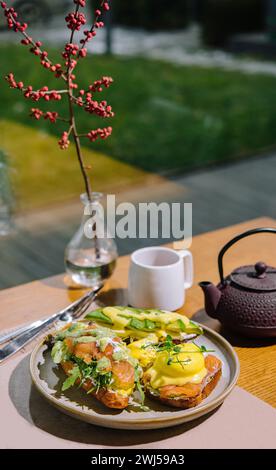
218 227 276 284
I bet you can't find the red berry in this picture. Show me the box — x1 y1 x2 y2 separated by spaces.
79 48 87 57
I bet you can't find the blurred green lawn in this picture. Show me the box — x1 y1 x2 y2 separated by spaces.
1 44 276 174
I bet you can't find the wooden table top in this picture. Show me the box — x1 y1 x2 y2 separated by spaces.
0 217 275 408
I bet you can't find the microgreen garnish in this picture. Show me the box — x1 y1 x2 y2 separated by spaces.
142 335 215 367
58 352 113 394
142 334 175 352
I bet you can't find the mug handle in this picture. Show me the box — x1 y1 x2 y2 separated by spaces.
179 250 193 289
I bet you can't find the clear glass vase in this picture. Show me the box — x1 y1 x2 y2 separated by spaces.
65 192 117 287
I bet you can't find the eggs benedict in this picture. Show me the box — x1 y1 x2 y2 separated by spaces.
127 334 159 368
143 341 222 408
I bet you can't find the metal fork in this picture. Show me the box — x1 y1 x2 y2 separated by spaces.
0 284 102 364
0 289 96 345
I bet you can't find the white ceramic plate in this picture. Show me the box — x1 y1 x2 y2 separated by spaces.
30 324 239 430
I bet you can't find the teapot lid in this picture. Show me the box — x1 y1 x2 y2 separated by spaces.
230 262 276 291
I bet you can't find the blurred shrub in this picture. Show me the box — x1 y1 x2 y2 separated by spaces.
0 150 14 235
114 0 189 30
202 0 266 47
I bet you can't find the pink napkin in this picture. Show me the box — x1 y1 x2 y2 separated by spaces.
0 352 275 449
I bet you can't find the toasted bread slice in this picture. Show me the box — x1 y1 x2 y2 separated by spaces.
143 354 222 409
54 324 137 410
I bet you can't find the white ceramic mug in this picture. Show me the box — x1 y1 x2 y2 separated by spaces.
128 246 193 311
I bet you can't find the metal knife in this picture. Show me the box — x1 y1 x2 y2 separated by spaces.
0 286 101 364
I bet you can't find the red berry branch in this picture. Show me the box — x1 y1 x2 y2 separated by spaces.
1 0 113 202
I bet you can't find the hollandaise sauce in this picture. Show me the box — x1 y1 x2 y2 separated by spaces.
146 343 207 389
85 306 203 339
127 334 159 368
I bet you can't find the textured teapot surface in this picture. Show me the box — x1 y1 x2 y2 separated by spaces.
216 275 276 329
199 227 276 338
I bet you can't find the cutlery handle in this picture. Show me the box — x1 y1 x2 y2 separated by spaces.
0 288 98 363
0 294 88 346
0 312 61 363
0 320 45 345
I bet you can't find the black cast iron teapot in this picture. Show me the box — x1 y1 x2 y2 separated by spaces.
199 228 276 338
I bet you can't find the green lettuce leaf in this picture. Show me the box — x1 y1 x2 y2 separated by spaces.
61 365 81 391
51 340 69 364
